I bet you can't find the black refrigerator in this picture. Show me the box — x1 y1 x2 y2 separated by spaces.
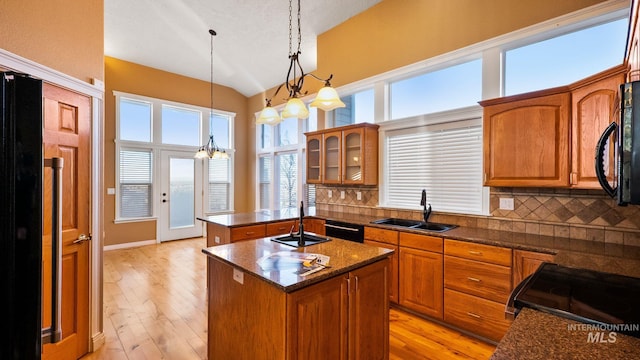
0 72 63 359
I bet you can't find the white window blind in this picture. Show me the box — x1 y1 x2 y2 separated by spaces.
208 158 230 212
385 119 483 214
259 156 271 210
119 149 153 218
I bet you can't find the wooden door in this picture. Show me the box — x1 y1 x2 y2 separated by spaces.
287 274 349 360
571 67 625 188
323 131 342 184
512 250 554 288
349 259 389 360
342 128 363 184
482 92 571 187
42 83 91 360
306 134 322 183
399 247 443 319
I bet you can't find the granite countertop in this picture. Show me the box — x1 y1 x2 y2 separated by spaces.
491 308 640 360
202 237 392 293
198 209 640 278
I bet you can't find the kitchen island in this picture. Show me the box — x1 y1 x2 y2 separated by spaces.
202 236 392 360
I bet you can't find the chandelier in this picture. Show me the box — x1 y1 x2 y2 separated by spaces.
195 29 230 160
256 0 345 125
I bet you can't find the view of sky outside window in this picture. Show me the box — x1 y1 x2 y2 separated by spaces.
505 18 627 96
162 105 200 146
210 113 230 149
390 59 482 120
119 98 151 142
334 89 374 126
278 117 299 146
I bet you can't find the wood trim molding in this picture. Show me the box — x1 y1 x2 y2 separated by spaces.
104 239 157 251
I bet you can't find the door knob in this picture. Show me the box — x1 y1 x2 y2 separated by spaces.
72 233 92 244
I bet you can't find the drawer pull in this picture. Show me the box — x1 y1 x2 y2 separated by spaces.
467 277 481 282
468 250 483 256
246 231 255 235
467 312 482 319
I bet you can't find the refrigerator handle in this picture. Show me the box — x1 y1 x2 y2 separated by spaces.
42 157 63 344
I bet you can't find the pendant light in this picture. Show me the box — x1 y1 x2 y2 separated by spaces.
195 29 230 160
256 0 345 125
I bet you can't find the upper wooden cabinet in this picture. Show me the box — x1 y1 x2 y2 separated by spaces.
626 0 640 82
480 65 626 188
305 123 379 186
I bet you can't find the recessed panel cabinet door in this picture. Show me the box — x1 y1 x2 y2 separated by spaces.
42 84 91 360
482 92 571 187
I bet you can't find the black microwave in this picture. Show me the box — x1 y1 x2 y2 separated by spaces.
596 81 640 205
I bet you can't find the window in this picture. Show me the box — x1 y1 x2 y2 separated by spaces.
119 149 153 218
390 59 482 120
331 89 374 127
162 105 200 146
115 92 235 221
256 113 311 211
384 118 484 214
504 18 628 95
119 98 152 142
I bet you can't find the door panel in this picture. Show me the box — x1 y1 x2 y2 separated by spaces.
42 83 90 360
160 151 203 241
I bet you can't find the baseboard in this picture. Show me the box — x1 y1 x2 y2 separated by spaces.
91 331 106 352
104 239 157 251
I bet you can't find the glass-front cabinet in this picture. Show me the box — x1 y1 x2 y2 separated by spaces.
323 131 342 184
305 123 379 186
306 134 322 183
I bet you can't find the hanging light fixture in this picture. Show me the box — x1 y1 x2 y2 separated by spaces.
196 29 230 160
256 0 345 125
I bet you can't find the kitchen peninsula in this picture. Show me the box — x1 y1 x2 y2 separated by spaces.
202 235 392 360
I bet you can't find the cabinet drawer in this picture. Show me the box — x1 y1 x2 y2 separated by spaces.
364 227 398 245
444 288 512 342
266 220 296 236
444 256 511 303
444 240 512 267
230 224 266 242
399 232 443 253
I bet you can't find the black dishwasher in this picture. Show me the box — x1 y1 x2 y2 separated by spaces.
324 220 364 243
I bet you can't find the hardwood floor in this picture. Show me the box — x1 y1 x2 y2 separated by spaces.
82 238 495 360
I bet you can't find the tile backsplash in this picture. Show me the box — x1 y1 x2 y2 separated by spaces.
315 185 640 246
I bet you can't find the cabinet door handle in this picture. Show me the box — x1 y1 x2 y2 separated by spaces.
467 277 481 282
467 312 481 319
468 250 483 256
354 275 359 292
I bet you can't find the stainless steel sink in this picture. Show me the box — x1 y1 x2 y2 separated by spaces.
370 218 457 233
271 233 332 247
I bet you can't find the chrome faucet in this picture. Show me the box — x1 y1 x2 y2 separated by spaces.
298 201 305 246
420 189 432 223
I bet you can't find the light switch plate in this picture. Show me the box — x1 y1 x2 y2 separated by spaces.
107 187 115 195
356 191 362 201
340 190 345 199
214 235 221 244
499 197 515 210
328 190 332 198
233 268 244 284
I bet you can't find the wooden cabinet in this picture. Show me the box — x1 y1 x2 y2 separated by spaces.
512 249 554 288
399 233 444 319
306 134 322 184
481 91 571 187
627 0 640 82
443 240 512 342
364 227 398 303
570 67 625 188
230 224 267 242
305 123 379 185
208 256 389 360
480 65 626 188
302 218 325 235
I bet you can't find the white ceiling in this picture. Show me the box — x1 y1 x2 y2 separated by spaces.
105 0 381 97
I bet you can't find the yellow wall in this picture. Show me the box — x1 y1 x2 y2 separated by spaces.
0 0 104 83
104 57 250 246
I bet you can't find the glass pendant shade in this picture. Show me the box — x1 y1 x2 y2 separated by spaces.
282 98 309 119
310 86 346 111
194 147 208 159
256 106 282 125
